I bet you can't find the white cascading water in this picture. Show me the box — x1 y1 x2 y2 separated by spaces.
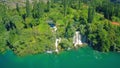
55 38 61 53
52 26 61 53
73 31 83 47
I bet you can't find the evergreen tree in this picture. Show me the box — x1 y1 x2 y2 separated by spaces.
65 22 75 38
32 0 44 18
47 0 50 12
67 0 72 7
37 1 44 18
63 0 67 17
88 5 95 23
26 0 30 17
78 0 82 10
32 0 38 18
16 3 20 15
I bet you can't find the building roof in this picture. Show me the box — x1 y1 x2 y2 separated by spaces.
112 22 120 26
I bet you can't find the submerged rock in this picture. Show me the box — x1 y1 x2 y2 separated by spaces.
46 51 53 54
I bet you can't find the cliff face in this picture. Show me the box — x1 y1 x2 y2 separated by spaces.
0 0 48 8
0 0 27 8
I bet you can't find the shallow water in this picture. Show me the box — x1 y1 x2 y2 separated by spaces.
0 46 120 68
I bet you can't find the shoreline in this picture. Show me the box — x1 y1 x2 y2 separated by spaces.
1 43 120 57
0 43 87 56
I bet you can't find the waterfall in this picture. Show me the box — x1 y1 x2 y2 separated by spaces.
48 20 61 53
52 25 61 53
55 38 61 53
73 31 83 47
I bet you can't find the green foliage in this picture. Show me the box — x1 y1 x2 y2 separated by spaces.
0 23 8 54
95 0 120 20
59 38 73 50
112 16 120 22
65 22 75 38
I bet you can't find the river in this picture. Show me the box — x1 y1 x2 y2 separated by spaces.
0 46 120 68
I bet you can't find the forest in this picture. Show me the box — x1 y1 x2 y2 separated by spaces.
0 0 120 56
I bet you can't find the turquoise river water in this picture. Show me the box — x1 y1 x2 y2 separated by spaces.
0 46 120 68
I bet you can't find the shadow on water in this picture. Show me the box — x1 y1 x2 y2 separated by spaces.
0 46 120 68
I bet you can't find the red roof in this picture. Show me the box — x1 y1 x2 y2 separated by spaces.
112 22 120 26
